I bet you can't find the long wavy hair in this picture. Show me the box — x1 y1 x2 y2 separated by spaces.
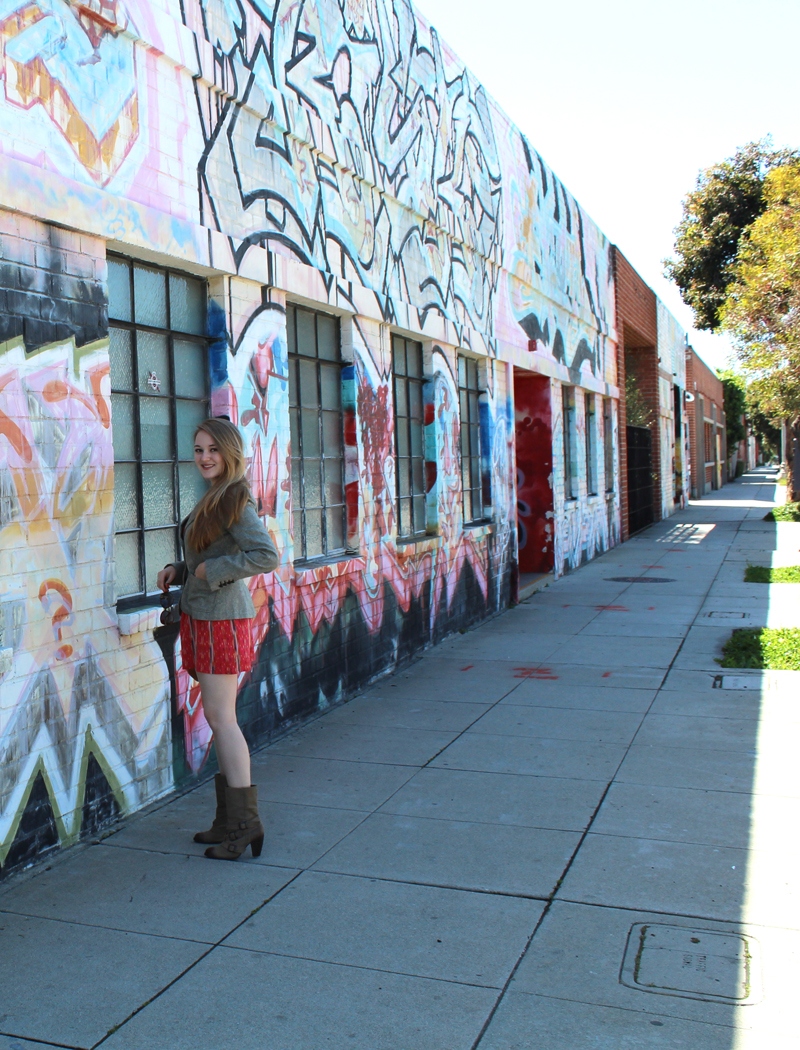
185 418 251 551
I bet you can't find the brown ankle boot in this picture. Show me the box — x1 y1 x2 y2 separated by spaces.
204 784 264 861
193 773 228 844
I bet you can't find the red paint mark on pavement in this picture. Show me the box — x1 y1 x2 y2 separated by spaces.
461 665 474 671
602 672 613 678
513 667 560 680
648 607 656 611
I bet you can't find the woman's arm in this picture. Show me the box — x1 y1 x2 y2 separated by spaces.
202 504 279 589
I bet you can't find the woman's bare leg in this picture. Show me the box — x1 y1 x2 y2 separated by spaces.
197 673 251 787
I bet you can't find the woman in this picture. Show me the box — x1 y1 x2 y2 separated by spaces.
157 418 278 861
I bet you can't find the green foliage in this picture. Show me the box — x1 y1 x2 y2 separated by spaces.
664 140 799 331
764 502 800 521
746 393 782 457
625 372 651 427
743 564 800 582
719 627 800 670
717 369 747 446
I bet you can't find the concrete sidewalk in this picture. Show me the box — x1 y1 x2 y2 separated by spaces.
1 469 798 1050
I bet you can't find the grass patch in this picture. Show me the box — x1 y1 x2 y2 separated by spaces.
720 628 800 670
763 502 800 522
744 564 800 583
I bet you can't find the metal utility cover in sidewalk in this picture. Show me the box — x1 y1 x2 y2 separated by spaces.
620 923 762 1004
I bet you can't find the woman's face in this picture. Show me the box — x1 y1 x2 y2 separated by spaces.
194 430 225 482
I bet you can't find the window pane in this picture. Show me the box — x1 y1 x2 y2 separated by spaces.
291 460 301 513
395 379 407 416
469 392 479 425
324 471 343 507
296 309 316 357
407 344 422 378
321 411 342 458
399 462 410 498
410 422 423 458
176 399 207 460
144 528 177 590
304 509 322 558
113 462 139 530
140 397 172 459
413 495 426 529
138 331 171 395
111 393 136 460
286 305 296 354
299 359 318 406
114 532 141 597
320 363 341 410
463 488 473 523
303 461 321 509
109 327 133 390
399 497 411 533
134 265 167 328
409 381 422 420
290 408 300 454
326 507 345 550
178 462 206 519
396 423 409 458
412 458 424 495
301 409 320 457
288 360 299 407
142 463 175 527
169 273 205 335
107 258 131 321
458 356 466 388
393 339 406 375
174 339 207 398
317 313 338 360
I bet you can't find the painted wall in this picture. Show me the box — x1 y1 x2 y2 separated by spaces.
0 0 633 873
656 301 688 519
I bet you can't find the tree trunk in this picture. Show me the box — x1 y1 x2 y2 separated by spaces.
789 419 800 504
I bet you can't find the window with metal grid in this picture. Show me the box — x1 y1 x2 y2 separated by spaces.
603 398 615 491
585 393 597 495
562 385 577 499
287 304 346 561
459 355 488 524
108 255 209 603
392 335 427 539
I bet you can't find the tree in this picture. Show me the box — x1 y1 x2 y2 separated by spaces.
717 369 747 449
721 162 800 498
664 141 798 331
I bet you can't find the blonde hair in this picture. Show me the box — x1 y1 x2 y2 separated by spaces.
185 418 251 551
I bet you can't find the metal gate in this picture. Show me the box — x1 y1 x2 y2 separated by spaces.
627 425 654 534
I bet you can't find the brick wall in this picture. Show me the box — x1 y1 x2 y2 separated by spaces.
686 348 724 497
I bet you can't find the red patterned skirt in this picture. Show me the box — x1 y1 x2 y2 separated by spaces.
180 614 254 676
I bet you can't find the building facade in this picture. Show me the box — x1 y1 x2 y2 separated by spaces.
0 0 668 875
685 349 726 496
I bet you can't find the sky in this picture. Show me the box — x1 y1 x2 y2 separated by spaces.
413 0 800 374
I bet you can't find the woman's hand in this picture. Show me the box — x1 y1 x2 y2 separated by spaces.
157 564 177 593
194 561 207 580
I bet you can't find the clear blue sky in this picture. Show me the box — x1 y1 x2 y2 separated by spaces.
414 0 800 373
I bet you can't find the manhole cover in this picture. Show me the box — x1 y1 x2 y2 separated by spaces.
705 611 750 620
605 577 676 583
620 924 761 1004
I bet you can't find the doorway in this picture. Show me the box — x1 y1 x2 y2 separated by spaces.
514 371 554 576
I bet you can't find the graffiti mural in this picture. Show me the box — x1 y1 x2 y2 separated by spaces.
0 334 172 871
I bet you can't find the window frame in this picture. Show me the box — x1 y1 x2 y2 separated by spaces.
585 392 597 496
287 302 348 565
603 397 615 493
392 334 428 541
562 385 577 500
458 354 490 526
108 253 209 610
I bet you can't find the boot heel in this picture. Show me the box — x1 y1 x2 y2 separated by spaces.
250 834 264 858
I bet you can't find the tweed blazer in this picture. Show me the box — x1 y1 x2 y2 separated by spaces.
170 499 279 621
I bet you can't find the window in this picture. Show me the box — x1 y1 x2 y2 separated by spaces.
108 256 208 602
603 398 614 492
585 393 597 495
459 355 488 524
287 304 346 561
562 385 577 499
392 335 427 538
